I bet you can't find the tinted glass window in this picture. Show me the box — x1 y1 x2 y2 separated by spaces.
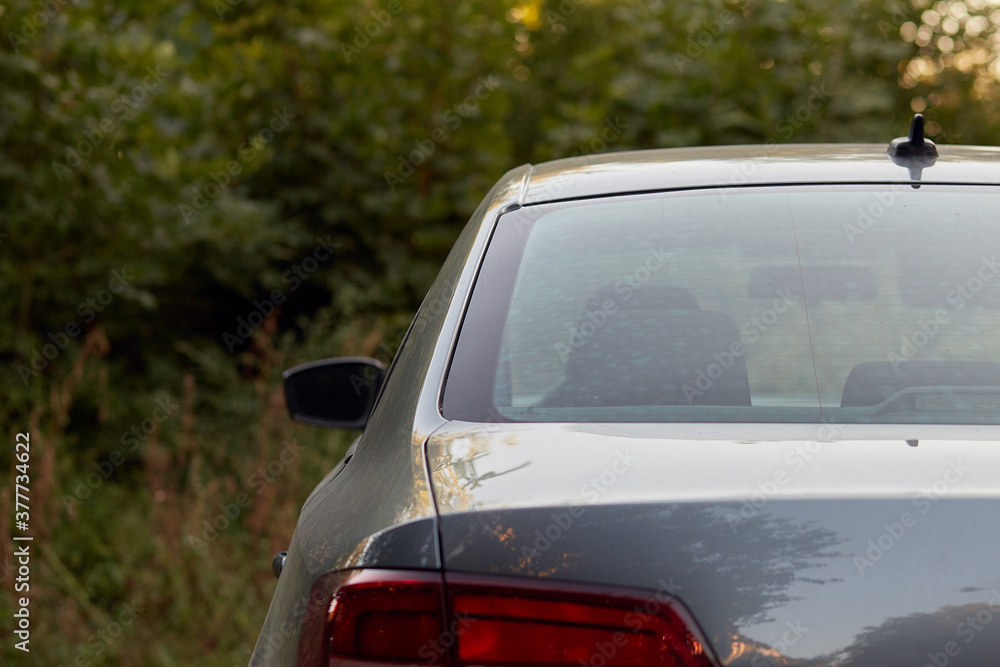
442 185 1000 424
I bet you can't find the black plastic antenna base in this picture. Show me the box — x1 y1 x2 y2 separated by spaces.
887 113 938 187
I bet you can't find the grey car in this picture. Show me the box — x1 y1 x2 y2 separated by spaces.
250 116 1000 667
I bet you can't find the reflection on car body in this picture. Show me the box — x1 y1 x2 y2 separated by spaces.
251 116 1000 667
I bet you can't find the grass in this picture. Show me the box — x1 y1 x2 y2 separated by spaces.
0 325 363 666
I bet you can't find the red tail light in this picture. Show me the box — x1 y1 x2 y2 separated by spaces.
299 570 716 667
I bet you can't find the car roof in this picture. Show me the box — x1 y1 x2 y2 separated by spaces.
520 144 1000 205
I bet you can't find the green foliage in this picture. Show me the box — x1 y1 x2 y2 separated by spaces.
2 0 1000 664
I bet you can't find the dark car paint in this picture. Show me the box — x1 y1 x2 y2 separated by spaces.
250 147 1000 666
424 417 1000 666
520 144 1000 205
248 165 532 666
439 501 1000 666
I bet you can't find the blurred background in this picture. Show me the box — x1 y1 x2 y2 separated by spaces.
2 0 1000 664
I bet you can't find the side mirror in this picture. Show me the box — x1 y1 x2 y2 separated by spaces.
283 357 386 429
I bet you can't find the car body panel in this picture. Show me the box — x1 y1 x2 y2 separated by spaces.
248 165 529 665
251 145 1000 666
426 421 1000 513
438 502 1000 666
427 421 1000 666
523 144 1000 204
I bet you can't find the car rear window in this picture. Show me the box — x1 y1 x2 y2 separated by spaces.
442 185 1000 424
